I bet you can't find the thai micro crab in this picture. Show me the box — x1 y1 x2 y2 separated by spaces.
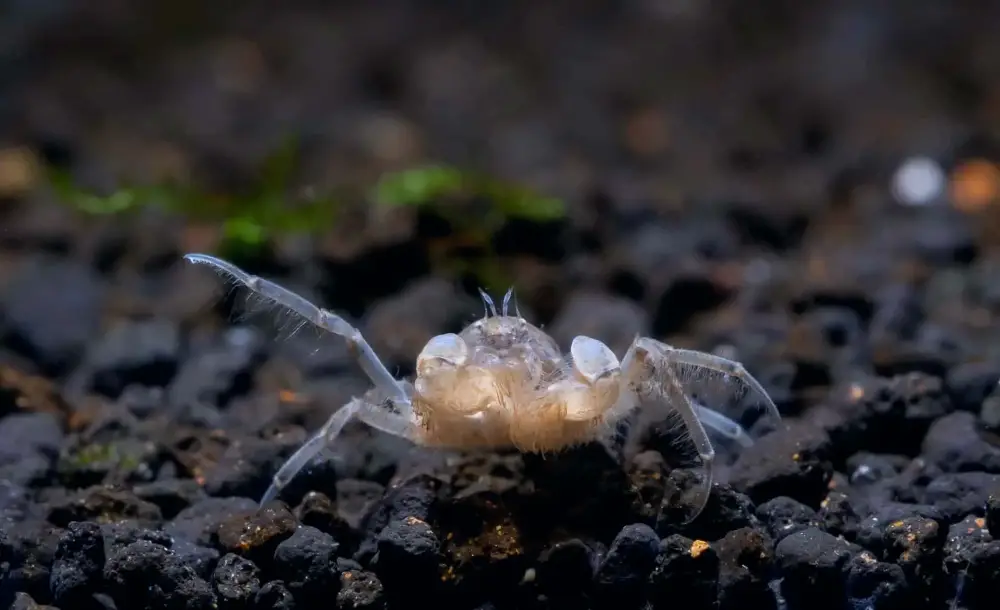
185 253 781 522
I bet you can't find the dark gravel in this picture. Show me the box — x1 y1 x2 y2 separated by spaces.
4 2 1000 610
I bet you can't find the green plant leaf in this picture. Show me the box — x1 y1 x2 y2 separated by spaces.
372 164 566 222
372 165 465 207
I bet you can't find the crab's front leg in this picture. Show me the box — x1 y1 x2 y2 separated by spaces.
184 253 411 407
262 397 363 505
261 394 421 506
619 337 717 523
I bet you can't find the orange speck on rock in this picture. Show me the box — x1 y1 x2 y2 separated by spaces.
690 539 710 558
975 517 986 529
0 146 40 197
624 107 670 158
849 383 865 401
951 159 1000 212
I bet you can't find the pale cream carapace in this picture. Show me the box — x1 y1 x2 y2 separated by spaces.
184 253 781 522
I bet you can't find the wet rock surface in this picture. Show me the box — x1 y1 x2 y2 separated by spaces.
3 2 1000 609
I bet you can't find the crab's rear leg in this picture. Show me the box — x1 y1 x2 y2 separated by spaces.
184 253 410 407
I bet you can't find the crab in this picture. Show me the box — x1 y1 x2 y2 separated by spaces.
185 253 781 522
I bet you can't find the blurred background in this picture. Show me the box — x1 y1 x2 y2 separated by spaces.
3 0 1000 400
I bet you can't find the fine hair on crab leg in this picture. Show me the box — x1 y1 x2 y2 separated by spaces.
184 253 410 406
261 398 363 506
656 360 716 522
652 346 781 426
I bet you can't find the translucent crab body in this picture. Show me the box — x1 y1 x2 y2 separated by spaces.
185 253 781 522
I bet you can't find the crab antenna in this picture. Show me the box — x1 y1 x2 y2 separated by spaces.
478 288 497 317
501 287 515 317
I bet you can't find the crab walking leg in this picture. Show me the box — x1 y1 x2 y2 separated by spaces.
184 254 410 407
694 404 753 448
650 346 781 425
623 337 716 522
356 399 421 440
261 398 363 506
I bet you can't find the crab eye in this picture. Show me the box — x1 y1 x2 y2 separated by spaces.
417 333 470 376
570 335 620 383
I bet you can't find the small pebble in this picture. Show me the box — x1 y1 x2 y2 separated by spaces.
372 517 440 588
49 521 105 605
272 525 340 599
844 550 909 609
756 496 821 542
715 527 775 610
337 569 386 610
255 580 296 610
943 515 1000 608
729 421 833 509
775 527 859 610
213 553 262 610
217 502 298 568
593 523 659 606
647 534 719 610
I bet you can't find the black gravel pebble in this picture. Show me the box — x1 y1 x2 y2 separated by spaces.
716 527 776 610
216 503 298 568
775 527 859 610
728 421 834 509
987 493 1000 537
844 550 909 609
818 489 862 540
0 521 63 605
83 318 181 399
534 538 598 604
922 412 1000 473
293 491 356 555
336 569 385 610
164 496 259 547
647 534 719 610
49 521 104 605
882 517 945 606
132 478 207 519
213 553 262 610
371 516 440 591
355 474 438 564
10 591 59 610
272 525 340 602
254 580 296 610
593 523 659 607
0 258 104 375
942 515 1000 610
104 538 217 610
756 496 822 542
